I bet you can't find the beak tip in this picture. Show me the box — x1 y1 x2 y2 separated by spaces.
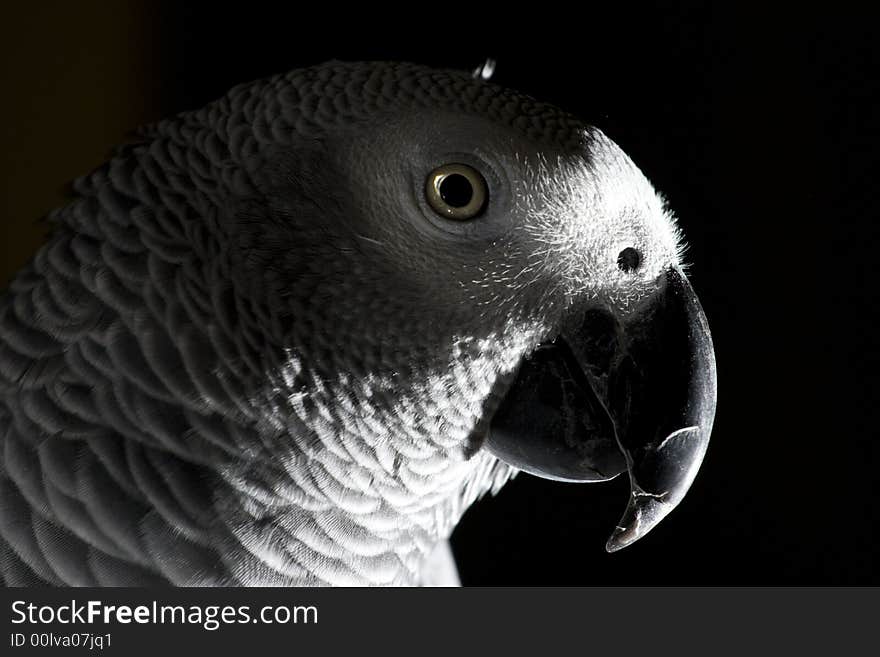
606 493 678 553
604 508 644 553
605 529 634 553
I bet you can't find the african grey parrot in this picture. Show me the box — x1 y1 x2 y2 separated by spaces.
0 61 716 586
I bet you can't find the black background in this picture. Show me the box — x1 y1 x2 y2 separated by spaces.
2 3 877 584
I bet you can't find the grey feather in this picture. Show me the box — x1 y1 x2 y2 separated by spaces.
0 61 681 586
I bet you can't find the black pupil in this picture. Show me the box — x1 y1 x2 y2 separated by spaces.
439 174 474 208
617 247 641 272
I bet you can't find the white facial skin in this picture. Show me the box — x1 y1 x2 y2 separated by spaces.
324 110 684 325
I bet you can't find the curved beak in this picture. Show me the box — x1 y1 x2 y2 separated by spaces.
485 268 717 551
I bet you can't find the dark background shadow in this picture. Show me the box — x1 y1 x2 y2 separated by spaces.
1 3 876 583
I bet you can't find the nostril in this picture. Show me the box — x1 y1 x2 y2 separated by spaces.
617 247 641 273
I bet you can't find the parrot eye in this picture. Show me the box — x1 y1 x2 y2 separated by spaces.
425 163 488 220
617 247 642 273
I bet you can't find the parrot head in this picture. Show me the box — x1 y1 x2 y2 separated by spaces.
219 61 716 554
